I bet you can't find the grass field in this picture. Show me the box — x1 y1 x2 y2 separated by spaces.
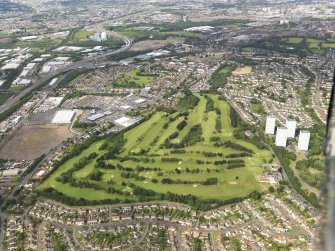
9 38 62 52
251 98 266 116
287 37 303 44
67 29 123 49
248 36 335 56
111 69 156 88
0 93 14 106
39 94 271 203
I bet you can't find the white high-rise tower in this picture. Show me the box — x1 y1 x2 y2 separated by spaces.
276 127 288 147
298 131 311 151
265 115 276 135
286 119 297 138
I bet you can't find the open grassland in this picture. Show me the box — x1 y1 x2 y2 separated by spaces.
67 29 123 49
0 93 14 106
247 36 335 57
287 37 303 44
39 94 271 206
111 69 156 88
0 38 63 52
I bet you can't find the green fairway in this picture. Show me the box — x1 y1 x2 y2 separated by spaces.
39 94 272 206
287 37 303 44
323 43 335 48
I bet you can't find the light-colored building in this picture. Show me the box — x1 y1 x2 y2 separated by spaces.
101 32 107 41
276 127 288 147
298 130 311 151
265 115 276 135
52 110 75 124
286 119 297 138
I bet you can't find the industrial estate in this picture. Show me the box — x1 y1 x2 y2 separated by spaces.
0 0 333 250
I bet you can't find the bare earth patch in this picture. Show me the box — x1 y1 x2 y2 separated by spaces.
0 124 73 160
232 66 252 75
229 181 238 185
130 37 185 52
130 40 168 51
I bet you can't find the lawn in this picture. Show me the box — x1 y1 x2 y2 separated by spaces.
111 69 156 88
12 38 62 52
287 37 303 44
323 43 335 48
39 94 272 204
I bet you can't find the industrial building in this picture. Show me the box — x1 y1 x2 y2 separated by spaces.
87 111 113 122
115 116 140 128
52 110 75 124
298 130 311 151
286 119 297 138
275 127 288 147
265 115 276 135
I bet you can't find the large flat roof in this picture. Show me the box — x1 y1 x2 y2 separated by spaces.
52 110 75 124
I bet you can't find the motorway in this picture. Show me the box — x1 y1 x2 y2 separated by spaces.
0 32 132 114
0 34 132 250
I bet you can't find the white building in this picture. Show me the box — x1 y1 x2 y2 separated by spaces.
52 110 75 124
286 119 297 138
298 131 311 151
276 127 288 147
265 115 276 135
101 32 108 41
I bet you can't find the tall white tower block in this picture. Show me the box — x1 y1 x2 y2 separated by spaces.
276 127 288 147
265 115 276 135
101 32 108 41
298 131 311 151
286 119 297 138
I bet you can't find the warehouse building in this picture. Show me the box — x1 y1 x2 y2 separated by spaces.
52 110 75 124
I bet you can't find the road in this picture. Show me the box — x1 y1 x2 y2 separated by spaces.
0 32 131 114
291 162 321 197
0 34 132 250
35 217 309 250
0 152 51 250
260 139 317 207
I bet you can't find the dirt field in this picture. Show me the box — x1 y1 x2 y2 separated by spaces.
130 40 168 51
232 66 253 75
130 37 185 51
0 124 73 160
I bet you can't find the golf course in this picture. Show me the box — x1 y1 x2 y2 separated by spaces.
38 94 272 207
